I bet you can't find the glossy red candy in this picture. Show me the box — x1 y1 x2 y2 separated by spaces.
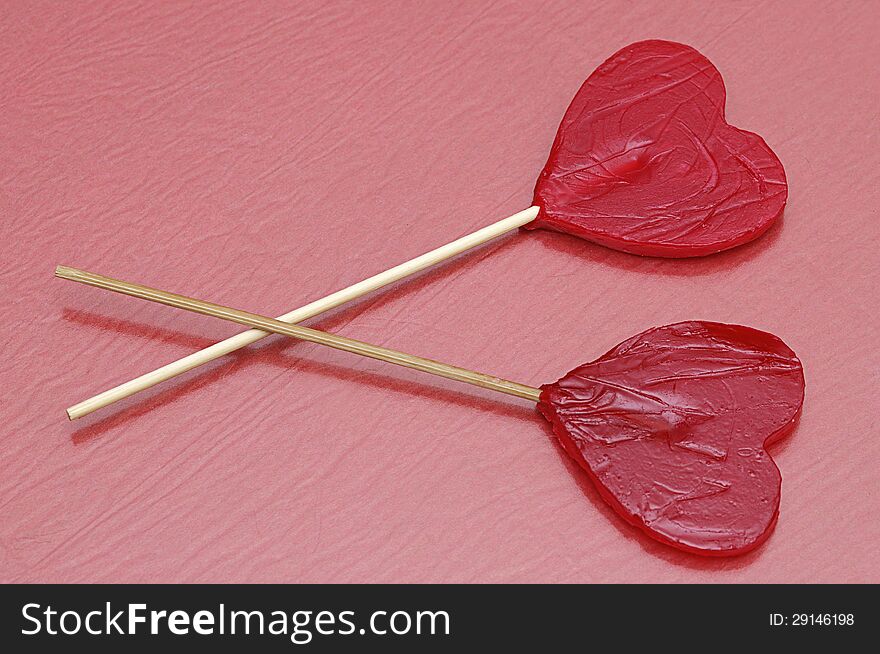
529 40 787 257
538 321 804 556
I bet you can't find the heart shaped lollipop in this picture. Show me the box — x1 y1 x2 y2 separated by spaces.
59 267 805 555
539 321 803 554
530 40 787 257
66 40 787 419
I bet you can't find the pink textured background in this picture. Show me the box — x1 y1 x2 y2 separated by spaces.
1 1 878 583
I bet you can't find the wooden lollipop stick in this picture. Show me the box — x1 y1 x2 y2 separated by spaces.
56 266 542 417
64 206 539 419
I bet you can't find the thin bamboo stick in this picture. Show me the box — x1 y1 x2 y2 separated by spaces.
64 207 539 419
57 265 542 419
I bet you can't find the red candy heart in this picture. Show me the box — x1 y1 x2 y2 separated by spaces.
529 40 787 257
538 321 804 556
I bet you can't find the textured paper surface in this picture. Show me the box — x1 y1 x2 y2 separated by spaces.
1 0 878 582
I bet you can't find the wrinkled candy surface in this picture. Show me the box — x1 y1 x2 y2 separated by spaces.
539 321 804 555
529 40 787 257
